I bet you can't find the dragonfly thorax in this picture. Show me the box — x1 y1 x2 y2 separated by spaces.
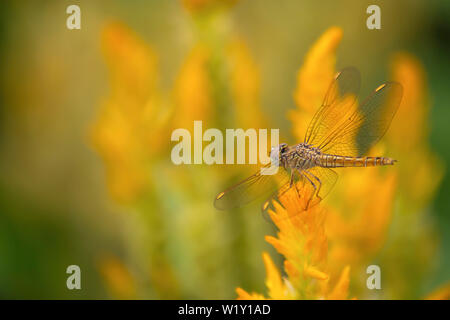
270 143 322 170
285 143 323 170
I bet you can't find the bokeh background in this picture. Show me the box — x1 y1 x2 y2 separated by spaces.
0 0 449 299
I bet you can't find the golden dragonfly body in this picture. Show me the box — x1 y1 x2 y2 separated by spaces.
279 142 396 170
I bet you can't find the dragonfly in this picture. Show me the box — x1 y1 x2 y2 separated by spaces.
214 67 403 214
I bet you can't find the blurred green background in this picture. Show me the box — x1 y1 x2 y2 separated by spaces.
0 0 448 299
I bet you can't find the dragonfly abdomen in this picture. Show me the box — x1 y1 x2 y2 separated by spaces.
318 154 397 168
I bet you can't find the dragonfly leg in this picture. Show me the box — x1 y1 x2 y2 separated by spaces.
289 170 295 188
305 170 322 200
288 170 303 204
297 169 317 210
293 172 301 200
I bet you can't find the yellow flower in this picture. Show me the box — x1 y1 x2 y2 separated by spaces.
236 186 352 300
326 168 397 279
236 287 266 300
326 266 352 300
173 35 267 132
98 255 136 299
91 22 169 203
173 45 213 129
289 26 343 142
236 252 295 300
374 52 444 299
388 53 428 150
227 38 266 129
388 52 444 209
266 188 328 289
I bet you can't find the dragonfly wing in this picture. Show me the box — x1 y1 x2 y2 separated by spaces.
304 166 338 201
260 179 293 222
304 67 361 148
261 167 338 222
317 82 403 156
278 166 338 210
261 177 294 212
214 164 290 210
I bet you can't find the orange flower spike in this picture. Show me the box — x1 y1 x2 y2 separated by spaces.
284 260 300 283
326 266 350 300
92 22 162 202
303 264 329 281
324 169 396 283
290 27 343 141
235 287 266 300
262 252 294 299
294 26 343 113
264 186 329 293
174 45 213 129
98 255 137 300
388 52 427 151
102 22 158 105
227 38 266 129
235 252 294 300
387 52 444 207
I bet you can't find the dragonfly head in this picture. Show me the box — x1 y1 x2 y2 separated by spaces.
269 143 288 165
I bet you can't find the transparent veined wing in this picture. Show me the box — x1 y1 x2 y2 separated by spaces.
304 67 361 150
261 166 338 222
214 164 291 210
315 82 403 156
305 67 403 156
305 166 338 202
